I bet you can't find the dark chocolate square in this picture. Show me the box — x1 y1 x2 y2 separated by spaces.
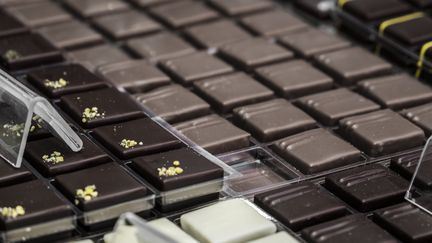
233 99 316 142
174 114 250 155
255 60 333 98
390 152 432 189
402 103 432 136
241 10 309 36
298 88 380 126
6 1 71 27
0 180 72 230
343 0 413 22
358 74 432 109
209 0 273 16
37 20 104 49
160 52 234 84
254 181 349 231
272 128 361 174
67 44 130 71
25 135 111 176
194 72 274 113
314 47 393 84
93 10 162 40
132 147 224 191
0 9 26 38
279 28 351 57
0 159 32 187
150 1 219 28
325 164 409 212
97 60 170 93
294 0 332 19
27 64 108 98
60 88 145 128
55 163 148 211
218 38 294 70
130 0 176 7
406 0 432 7
385 16 432 46
92 118 183 159
134 84 210 123
301 215 399 243
0 33 63 70
185 20 250 49
340 109 425 156
127 32 196 61
64 0 129 18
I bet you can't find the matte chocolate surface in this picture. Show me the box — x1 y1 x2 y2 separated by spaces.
302 215 399 243
0 159 32 187
279 28 351 57
27 64 108 98
298 88 380 126
160 52 234 84
151 1 219 28
92 118 183 159
174 114 251 155
127 32 195 61
402 103 432 136
209 0 273 16
55 163 148 211
134 84 210 123
97 60 170 93
255 60 333 98
314 47 393 84
385 16 432 46
0 10 26 38
132 147 224 191
185 20 251 49
93 10 162 40
0 33 63 70
390 152 432 189
219 38 294 70
6 1 71 27
64 0 129 18
325 164 409 212
343 0 413 22
194 72 274 113
254 181 349 230
273 128 361 174
358 74 432 109
0 180 72 230
241 10 309 36
233 99 316 142
60 88 145 128
25 135 111 176
340 109 425 156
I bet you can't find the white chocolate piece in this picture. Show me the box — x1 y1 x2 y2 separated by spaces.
246 232 300 243
180 199 277 243
148 218 199 243
104 224 140 243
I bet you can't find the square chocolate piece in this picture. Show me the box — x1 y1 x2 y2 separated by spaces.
233 99 316 142
298 88 380 126
402 103 432 136
209 0 273 16
339 109 425 156
0 33 63 70
314 47 393 84
390 152 432 189
64 0 129 18
92 118 183 159
97 60 170 93
134 84 210 123
25 135 111 176
185 20 250 49
302 215 399 243
0 9 26 38
150 1 219 28
194 72 274 113
254 181 349 230
241 10 309 36
384 16 432 46
279 28 351 57
27 64 108 98
93 10 162 40
67 44 130 71
6 1 71 27
325 164 409 212
160 52 234 84
174 114 250 155
218 38 293 70
343 0 413 22
60 88 145 128
127 32 195 61
0 158 32 187
272 128 361 174
55 163 148 211
132 147 224 191
255 60 333 98
37 20 104 49
358 74 432 109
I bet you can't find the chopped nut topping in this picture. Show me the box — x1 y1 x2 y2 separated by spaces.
3 50 21 61
158 160 185 177
0 205 25 219
1 116 44 138
75 185 98 205
81 107 105 123
42 151 65 164
120 139 144 149
44 78 69 89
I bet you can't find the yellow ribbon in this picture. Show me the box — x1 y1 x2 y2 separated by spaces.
415 41 432 78
337 0 352 8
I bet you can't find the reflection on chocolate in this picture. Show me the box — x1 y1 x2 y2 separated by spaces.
0 158 32 187
402 103 432 136
209 0 273 16
64 0 129 18
67 44 130 71
390 152 432 189
6 1 71 27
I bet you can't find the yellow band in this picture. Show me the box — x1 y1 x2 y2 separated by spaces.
338 0 352 8
415 41 432 78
